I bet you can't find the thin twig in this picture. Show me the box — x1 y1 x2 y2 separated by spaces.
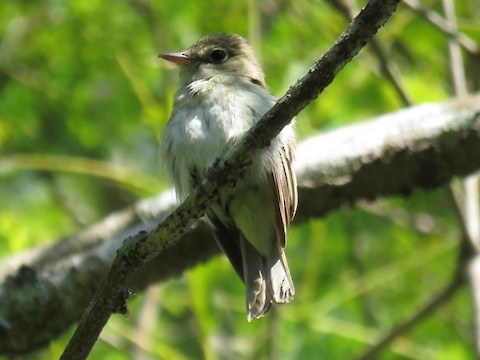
355 185 474 360
355 247 468 360
326 0 413 106
442 0 468 96
443 0 480 358
403 0 479 55
449 180 480 355
443 0 480 356
368 39 413 106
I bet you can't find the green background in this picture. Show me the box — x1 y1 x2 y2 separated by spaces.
1 0 479 359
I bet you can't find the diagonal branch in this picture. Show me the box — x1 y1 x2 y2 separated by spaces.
326 0 413 106
354 244 469 360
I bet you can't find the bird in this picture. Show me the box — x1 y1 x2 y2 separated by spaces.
159 33 297 321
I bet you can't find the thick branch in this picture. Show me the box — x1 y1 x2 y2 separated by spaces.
296 94 480 220
0 94 479 355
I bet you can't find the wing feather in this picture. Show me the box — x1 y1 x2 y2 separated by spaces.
271 140 298 248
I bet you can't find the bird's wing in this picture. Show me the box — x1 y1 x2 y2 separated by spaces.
271 141 298 248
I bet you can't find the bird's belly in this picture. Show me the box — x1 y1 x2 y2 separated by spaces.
181 112 229 166
167 108 238 196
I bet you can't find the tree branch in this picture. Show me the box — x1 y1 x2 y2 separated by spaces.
296 94 480 220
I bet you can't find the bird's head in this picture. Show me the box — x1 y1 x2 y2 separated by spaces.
160 33 267 89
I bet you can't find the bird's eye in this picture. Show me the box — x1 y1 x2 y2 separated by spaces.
209 49 228 63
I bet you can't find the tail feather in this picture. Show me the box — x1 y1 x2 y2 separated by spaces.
241 237 294 321
266 248 295 304
241 238 270 321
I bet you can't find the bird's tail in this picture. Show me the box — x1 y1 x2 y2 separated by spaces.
241 237 295 321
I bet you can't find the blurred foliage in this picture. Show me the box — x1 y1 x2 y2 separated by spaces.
1 0 479 359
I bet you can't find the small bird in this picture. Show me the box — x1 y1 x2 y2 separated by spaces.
159 33 297 321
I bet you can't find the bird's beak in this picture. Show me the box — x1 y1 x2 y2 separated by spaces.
159 52 192 66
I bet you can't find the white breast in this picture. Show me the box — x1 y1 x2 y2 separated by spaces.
160 76 277 198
